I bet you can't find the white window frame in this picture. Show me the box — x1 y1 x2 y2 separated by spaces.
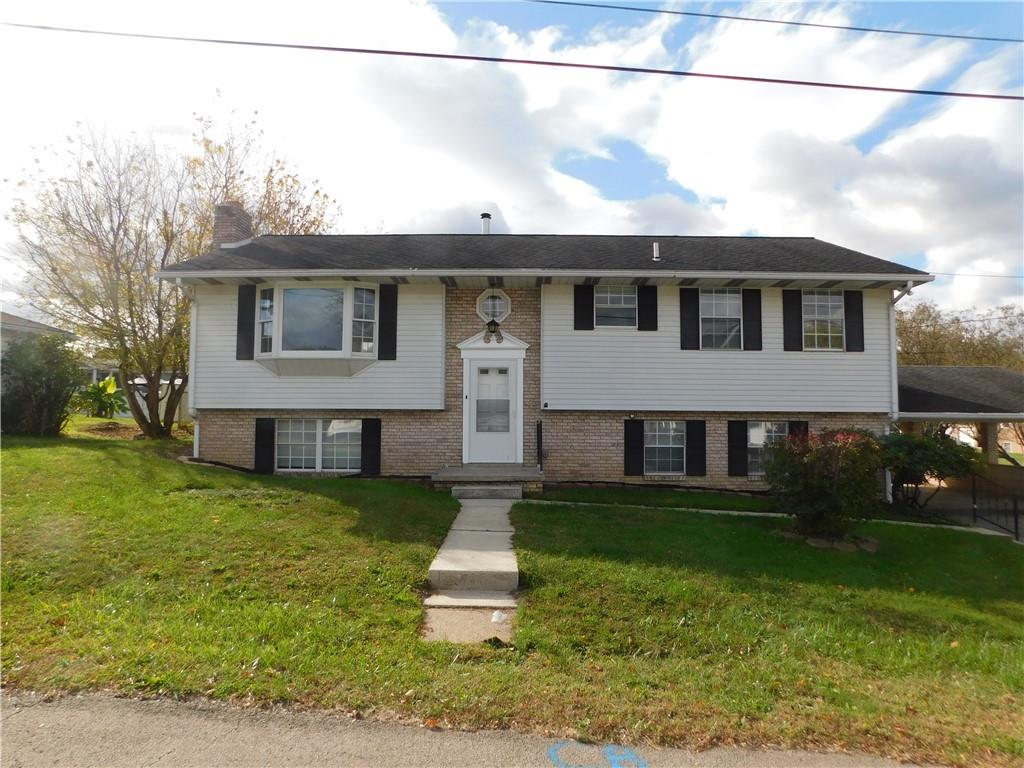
643 420 686 476
275 417 362 474
475 289 511 323
594 285 638 329
801 289 845 352
699 288 743 350
747 420 789 478
255 281 379 360
258 287 274 354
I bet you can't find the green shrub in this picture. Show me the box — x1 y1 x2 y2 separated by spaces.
881 431 980 511
1 334 84 436
764 428 883 537
73 375 128 418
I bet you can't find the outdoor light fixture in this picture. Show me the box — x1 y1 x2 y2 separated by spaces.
483 318 504 344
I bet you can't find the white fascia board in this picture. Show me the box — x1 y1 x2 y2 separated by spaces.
897 412 1024 421
158 267 934 284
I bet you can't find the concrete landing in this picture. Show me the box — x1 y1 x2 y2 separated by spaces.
452 485 523 500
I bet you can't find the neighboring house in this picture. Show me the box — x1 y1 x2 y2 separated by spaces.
159 201 933 488
896 364 1024 468
1 311 73 354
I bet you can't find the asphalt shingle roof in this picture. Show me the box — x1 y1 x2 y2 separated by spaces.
162 235 928 276
898 365 1024 414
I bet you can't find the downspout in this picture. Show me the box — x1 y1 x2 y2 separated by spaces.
184 281 199 458
885 281 914 502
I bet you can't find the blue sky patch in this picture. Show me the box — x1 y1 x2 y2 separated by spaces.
555 140 700 201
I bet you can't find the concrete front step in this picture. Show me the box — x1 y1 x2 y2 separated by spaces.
427 529 519 592
452 485 522 500
423 590 518 608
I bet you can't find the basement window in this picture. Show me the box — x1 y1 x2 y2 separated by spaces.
747 421 788 477
644 420 685 475
276 418 361 472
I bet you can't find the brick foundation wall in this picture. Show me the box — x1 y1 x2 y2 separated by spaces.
540 410 889 489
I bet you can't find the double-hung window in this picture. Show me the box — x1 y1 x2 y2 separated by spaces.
644 420 685 474
700 288 742 349
258 288 274 353
594 285 637 327
276 418 362 472
257 283 377 357
747 421 788 477
802 290 844 351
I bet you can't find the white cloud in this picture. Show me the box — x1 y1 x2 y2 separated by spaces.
0 0 1019 320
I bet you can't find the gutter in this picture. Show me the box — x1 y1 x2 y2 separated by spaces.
896 412 1024 421
158 267 934 283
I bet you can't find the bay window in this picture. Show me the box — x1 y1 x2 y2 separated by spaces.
256 283 377 358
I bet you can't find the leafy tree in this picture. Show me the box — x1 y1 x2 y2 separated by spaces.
73 375 129 419
764 429 883 538
882 430 979 512
1 334 84 436
9 116 338 438
897 301 1024 372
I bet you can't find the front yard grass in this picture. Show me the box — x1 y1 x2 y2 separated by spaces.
530 485 773 512
3 434 1022 766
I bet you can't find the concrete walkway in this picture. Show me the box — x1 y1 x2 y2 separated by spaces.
423 492 520 643
1 693 935 768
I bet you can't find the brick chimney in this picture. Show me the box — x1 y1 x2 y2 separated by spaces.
212 200 253 249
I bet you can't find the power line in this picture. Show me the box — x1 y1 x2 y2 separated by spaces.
3 22 1022 101
527 0 1024 44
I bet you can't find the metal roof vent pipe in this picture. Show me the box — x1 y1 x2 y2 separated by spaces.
480 212 492 235
652 241 661 262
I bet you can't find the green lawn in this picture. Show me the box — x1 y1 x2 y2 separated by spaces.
3 433 1022 767
529 485 773 512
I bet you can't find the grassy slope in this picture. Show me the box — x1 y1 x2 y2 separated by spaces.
3 434 1022 766
531 486 772 512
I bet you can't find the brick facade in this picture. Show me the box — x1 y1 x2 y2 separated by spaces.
196 284 888 489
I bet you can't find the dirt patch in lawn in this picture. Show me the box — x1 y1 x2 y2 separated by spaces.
82 421 144 439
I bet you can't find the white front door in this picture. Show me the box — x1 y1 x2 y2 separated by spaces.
467 361 517 463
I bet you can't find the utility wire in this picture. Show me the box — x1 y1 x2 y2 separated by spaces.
931 272 1024 279
3 22 1022 101
527 0 1024 44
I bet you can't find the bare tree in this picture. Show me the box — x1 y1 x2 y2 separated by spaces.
10 117 337 437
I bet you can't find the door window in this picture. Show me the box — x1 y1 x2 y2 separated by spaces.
476 367 510 432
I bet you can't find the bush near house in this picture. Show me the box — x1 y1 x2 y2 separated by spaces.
1 334 84 436
764 428 883 537
882 430 980 511
73 375 129 419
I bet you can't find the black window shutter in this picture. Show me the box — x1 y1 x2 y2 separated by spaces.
236 285 256 360
679 287 700 350
843 290 865 352
782 289 803 351
360 418 382 476
378 284 398 360
741 289 762 351
574 285 594 330
788 420 809 441
637 285 658 331
624 420 645 476
727 420 748 476
685 420 706 476
254 418 275 474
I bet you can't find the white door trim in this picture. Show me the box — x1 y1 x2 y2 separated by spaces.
458 331 529 464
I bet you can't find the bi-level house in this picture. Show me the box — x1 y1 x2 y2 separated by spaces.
159 202 932 489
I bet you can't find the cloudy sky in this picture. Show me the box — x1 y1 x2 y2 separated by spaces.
1 0 1021 319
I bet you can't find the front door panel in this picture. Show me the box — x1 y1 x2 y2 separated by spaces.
468 362 517 463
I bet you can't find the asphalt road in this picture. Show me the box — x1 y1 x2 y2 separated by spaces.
2 692 931 768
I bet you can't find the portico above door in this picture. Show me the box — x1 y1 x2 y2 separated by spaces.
457 330 529 464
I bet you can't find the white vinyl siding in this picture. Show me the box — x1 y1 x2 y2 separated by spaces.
191 283 444 409
541 285 893 412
